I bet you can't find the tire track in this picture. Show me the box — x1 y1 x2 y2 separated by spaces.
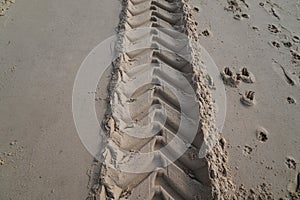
90 0 236 199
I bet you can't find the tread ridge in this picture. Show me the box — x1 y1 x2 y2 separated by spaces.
99 0 212 199
89 0 236 199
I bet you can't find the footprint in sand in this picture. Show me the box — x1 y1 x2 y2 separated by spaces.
282 41 292 48
290 50 300 61
233 13 249 20
292 35 300 43
237 67 256 83
193 6 199 13
202 29 211 37
256 127 269 142
241 13 249 19
268 24 280 33
234 14 242 20
221 67 241 87
243 145 253 155
270 40 280 48
285 157 297 170
252 26 259 31
287 97 296 104
241 91 256 106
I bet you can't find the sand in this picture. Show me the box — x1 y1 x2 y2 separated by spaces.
0 0 120 199
0 0 15 16
0 0 300 199
193 0 300 199
94 0 233 198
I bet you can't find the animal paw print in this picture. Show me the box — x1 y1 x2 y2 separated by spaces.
271 40 280 48
290 50 300 61
282 41 292 48
287 96 296 104
241 90 256 106
285 157 296 170
237 67 256 83
268 24 280 33
256 127 269 142
243 145 253 155
221 67 241 87
292 35 300 43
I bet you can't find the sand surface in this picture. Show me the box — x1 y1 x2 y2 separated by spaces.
193 0 300 198
0 0 120 199
0 0 300 199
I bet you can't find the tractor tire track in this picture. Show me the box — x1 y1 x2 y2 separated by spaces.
89 0 236 199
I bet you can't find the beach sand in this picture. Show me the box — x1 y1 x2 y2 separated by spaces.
0 0 299 199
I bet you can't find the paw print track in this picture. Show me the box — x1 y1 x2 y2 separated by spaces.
241 90 256 106
237 67 255 83
268 24 280 33
271 40 280 48
285 157 296 170
287 97 296 104
256 127 269 142
221 67 241 87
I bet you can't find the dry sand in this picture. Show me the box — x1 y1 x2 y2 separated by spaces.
0 0 300 199
193 0 300 199
0 0 120 199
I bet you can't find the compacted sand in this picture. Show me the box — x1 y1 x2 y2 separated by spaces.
0 0 299 199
